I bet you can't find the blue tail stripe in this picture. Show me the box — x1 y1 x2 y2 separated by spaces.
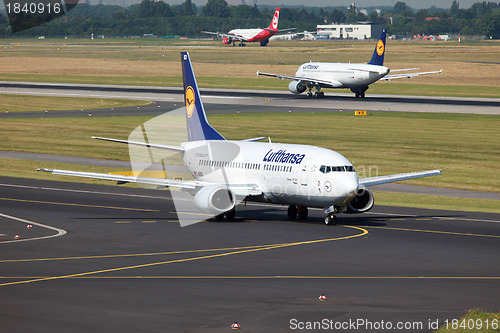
368 29 386 66
181 52 225 141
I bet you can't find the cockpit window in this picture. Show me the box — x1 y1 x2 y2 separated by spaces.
319 165 356 173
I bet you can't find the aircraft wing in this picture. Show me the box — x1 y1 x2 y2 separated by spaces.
37 168 262 197
383 69 442 80
256 71 342 88
201 30 247 41
267 28 296 34
359 169 442 187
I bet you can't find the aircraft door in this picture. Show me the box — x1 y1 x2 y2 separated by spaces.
300 159 312 186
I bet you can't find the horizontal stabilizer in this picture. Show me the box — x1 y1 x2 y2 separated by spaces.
92 136 184 152
389 68 420 72
240 137 266 142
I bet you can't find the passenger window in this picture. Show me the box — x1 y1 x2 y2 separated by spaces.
319 165 326 173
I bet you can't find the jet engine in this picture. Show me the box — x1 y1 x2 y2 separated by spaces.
222 37 232 45
288 80 307 94
346 187 374 213
194 185 235 215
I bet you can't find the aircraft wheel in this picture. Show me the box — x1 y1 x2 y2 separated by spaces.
307 92 313 98
324 213 337 226
287 205 298 220
361 92 365 98
319 92 325 98
225 208 236 221
314 92 320 98
298 206 308 220
215 213 225 221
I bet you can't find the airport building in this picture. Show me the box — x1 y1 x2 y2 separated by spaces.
316 24 382 40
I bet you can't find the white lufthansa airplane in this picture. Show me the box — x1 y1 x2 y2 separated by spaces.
257 29 442 98
202 8 294 46
39 52 442 225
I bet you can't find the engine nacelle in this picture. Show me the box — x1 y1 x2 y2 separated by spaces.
222 37 232 45
194 185 235 215
346 187 374 213
288 80 307 94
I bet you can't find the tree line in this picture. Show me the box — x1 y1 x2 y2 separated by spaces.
0 0 499 38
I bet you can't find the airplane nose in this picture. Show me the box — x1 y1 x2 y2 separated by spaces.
345 176 359 199
336 174 359 200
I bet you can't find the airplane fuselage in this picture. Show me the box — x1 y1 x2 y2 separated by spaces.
183 140 359 208
295 62 390 88
227 28 277 43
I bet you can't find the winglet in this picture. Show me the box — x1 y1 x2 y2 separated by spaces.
181 52 225 142
368 28 387 66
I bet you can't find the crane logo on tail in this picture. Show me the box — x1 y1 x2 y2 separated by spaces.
185 86 195 118
376 39 385 56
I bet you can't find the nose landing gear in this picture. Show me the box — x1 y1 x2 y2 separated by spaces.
324 213 337 226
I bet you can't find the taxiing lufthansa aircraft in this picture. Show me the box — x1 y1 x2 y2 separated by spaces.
202 8 293 46
257 29 442 97
39 52 441 225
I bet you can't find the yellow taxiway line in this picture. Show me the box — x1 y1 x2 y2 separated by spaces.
0 226 368 287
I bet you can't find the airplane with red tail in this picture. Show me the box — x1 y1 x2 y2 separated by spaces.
202 8 294 46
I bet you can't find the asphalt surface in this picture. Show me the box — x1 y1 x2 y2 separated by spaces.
0 177 499 332
1 81 499 114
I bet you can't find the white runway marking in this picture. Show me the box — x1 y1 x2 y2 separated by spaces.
368 211 500 224
0 213 67 244
1 183 498 224
0 183 166 200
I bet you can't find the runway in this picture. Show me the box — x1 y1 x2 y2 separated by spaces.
1 81 499 115
0 177 499 332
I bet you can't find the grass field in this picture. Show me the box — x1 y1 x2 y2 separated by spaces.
0 94 150 112
436 309 500 333
1 112 498 193
1 38 499 98
0 38 499 213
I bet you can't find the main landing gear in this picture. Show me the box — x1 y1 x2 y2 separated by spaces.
306 86 325 98
287 205 308 220
350 86 368 98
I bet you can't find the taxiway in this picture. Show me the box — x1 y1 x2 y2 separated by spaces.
0 177 499 332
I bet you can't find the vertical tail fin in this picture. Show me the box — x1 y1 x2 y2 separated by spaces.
368 28 386 66
268 7 280 31
181 52 225 142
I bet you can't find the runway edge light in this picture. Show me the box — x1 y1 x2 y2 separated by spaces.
231 321 241 329
14 234 20 239
27 224 33 229
319 293 327 301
